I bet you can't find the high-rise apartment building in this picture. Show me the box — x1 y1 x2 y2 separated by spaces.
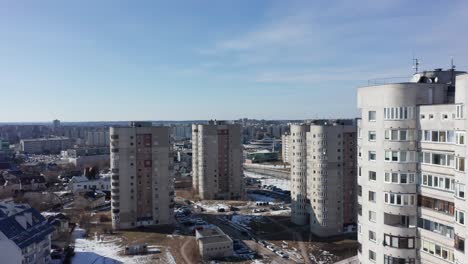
290 120 357 236
110 122 174 229
281 133 292 163
357 69 468 263
192 120 243 200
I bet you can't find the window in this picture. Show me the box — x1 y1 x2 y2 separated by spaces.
384 150 415 162
418 218 454 238
456 157 465 171
420 173 454 192
369 211 376 222
384 106 414 120
456 209 465 225
421 151 455 168
368 131 376 141
369 250 376 262
358 185 362 197
456 104 464 119
369 230 376 242
455 183 465 199
384 193 415 206
368 151 376 161
455 234 465 253
385 172 415 184
385 129 413 141
421 130 456 143
369 171 376 181
384 255 415 264
422 239 455 262
456 131 465 145
369 111 376 121
369 191 376 202
384 234 415 249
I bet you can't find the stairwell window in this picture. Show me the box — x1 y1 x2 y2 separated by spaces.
456 131 465 145
369 191 376 202
369 210 376 222
369 171 377 181
456 157 465 172
369 230 376 242
369 250 376 262
456 209 465 225
456 104 464 119
369 111 376 121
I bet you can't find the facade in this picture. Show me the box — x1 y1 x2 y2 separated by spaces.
290 120 357 236
357 69 468 264
172 125 192 140
85 128 110 147
20 137 73 154
281 133 291 163
110 122 174 229
0 201 55 264
192 121 243 200
195 226 233 260
67 175 111 193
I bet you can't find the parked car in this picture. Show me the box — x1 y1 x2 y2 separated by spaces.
266 245 277 252
276 251 289 258
258 240 268 247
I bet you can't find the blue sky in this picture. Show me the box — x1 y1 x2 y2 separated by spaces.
1 0 468 122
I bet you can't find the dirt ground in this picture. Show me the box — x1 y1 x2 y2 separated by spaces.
72 193 358 264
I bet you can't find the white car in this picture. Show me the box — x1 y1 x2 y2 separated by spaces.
276 251 289 258
266 245 277 252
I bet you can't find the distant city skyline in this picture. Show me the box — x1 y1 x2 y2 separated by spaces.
1 0 468 122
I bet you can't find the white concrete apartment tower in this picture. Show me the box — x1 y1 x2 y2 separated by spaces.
290 121 357 236
110 122 174 229
192 120 243 200
290 124 310 225
357 69 468 264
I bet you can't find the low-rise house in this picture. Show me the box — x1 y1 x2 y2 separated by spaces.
0 201 55 264
67 174 110 193
195 226 233 260
44 213 70 240
18 176 47 191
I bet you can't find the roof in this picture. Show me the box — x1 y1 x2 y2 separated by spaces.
199 235 232 244
0 207 55 249
18 176 46 185
81 190 106 200
196 226 233 244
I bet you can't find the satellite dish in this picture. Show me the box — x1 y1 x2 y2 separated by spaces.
434 77 439 83
411 74 421 83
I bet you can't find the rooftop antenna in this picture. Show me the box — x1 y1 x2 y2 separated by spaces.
451 56 456 70
412 56 419 73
